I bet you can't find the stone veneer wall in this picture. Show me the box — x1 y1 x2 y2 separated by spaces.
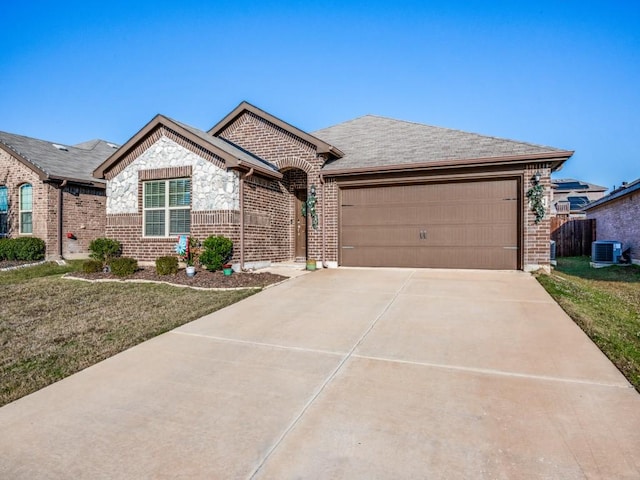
105 134 243 261
587 191 640 262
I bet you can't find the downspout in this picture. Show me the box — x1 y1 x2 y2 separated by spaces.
57 180 68 259
319 173 326 267
239 168 254 270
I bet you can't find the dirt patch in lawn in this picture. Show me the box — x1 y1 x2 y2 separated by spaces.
66 267 288 289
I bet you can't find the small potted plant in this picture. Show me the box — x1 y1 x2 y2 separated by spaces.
222 263 233 276
306 258 317 271
174 236 199 277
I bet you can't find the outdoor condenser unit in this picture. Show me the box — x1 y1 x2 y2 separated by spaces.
591 240 623 264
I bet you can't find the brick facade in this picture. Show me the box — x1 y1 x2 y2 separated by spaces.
522 164 553 271
586 190 640 262
0 148 105 259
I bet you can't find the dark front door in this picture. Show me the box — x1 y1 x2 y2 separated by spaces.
295 189 307 259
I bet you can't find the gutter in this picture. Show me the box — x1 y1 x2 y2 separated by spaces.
239 168 254 270
322 151 574 177
57 180 68 259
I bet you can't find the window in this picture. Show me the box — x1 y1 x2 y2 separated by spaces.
143 179 191 237
0 186 7 236
19 184 32 234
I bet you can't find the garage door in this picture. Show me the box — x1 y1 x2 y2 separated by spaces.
339 179 519 269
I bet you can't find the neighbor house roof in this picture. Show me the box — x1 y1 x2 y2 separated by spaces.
552 178 607 192
314 115 573 175
0 131 118 185
583 178 640 211
94 114 282 180
209 101 344 159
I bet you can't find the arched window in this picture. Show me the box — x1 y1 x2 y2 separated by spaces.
0 186 7 236
19 184 33 234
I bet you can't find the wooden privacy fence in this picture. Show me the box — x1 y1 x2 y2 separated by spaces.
550 217 596 257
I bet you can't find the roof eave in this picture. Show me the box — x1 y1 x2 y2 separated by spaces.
322 151 574 177
209 101 344 159
47 175 106 189
94 114 280 180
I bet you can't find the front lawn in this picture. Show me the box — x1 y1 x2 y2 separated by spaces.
0 262 258 406
536 256 640 391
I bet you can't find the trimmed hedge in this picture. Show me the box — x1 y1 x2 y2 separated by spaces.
155 256 179 275
199 235 233 271
0 237 46 261
109 257 138 277
82 259 103 273
89 238 121 265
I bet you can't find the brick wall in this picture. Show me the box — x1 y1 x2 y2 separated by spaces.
587 191 640 261
522 164 552 271
61 186 106 258
218 112 326 261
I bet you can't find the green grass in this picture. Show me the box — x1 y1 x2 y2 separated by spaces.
0 262 258 406
536 256 640 390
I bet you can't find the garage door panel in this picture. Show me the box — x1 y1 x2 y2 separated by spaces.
339 179 519 270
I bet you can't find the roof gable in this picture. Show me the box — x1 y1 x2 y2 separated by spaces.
93 114 282 180
314 115 574 174
0 131 117 185
209 101 343 159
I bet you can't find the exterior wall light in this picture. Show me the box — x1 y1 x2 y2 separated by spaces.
533 171 541 184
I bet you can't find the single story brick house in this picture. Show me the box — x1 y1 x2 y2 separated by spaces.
93 101 573 271
584 178 640 264
0 131 117 258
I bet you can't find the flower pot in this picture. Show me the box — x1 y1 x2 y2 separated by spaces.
223 267 233 276
306 259 316 271
185 266 196 277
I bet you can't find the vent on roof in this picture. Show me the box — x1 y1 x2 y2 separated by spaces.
106 142 118 149
52 144 68 151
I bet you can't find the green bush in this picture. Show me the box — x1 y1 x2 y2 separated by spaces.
155 256 179 275
199 235 233 271
109 257 138 277
0 237 46 261
14 237 46 261
0 238 17 260
89 237 121 265
82 259 104 273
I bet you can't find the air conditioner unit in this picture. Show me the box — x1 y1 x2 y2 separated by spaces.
591 241 622 264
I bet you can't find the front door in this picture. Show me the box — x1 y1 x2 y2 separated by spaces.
295 189 307 259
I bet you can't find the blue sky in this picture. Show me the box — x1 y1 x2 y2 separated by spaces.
1 1 638 191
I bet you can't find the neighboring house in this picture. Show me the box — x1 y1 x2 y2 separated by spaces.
584 178 640 264
551 178 607 217
0 132 118 258
93 101 573 272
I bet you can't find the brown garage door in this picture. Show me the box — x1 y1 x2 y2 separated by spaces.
340 179 519 269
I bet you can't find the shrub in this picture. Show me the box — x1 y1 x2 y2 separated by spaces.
82 259 103 273
0 238 16 261
89 238 121 265
199 235 233 271
14 237 46 261
109 257 138 277
156 256 179 275
0 237 46 261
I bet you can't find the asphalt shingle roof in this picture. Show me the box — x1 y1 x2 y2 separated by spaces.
170 118 279 175
0 131 118 184
584 178 640 211
314 115 569 172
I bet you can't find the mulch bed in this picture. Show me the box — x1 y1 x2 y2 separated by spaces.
66 267 288 289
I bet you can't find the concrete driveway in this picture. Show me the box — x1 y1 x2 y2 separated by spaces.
1 268 639 479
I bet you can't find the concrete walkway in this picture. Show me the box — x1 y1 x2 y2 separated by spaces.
1 268 639 479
